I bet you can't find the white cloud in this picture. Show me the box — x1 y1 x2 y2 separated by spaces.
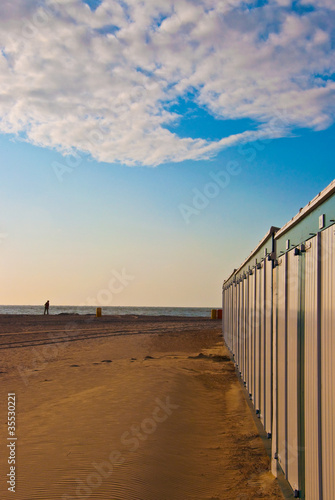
0 0 334 166
300 0 335 10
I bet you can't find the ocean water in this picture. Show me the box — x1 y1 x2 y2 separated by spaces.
0 305 213 317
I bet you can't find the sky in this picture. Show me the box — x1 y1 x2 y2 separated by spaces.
0 0 334 307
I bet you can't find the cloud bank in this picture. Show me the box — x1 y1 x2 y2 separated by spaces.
0 0 334 166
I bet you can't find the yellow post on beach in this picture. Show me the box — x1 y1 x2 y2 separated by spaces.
211 309 217 320
96 307 102 317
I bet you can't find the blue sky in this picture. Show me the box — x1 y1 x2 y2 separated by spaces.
0 0 334 306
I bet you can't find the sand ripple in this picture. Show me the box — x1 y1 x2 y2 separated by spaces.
0 316 283 499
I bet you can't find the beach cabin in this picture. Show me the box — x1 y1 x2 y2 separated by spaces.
222 179 335 500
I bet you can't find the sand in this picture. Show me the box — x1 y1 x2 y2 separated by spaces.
0 315 284 500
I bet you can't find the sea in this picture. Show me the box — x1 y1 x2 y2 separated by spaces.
0 305 213 317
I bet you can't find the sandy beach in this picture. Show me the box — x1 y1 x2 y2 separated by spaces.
0 315 284 500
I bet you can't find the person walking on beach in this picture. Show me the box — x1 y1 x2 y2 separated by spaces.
44 300 50 315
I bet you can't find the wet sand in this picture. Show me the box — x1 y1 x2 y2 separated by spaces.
0 315 284 500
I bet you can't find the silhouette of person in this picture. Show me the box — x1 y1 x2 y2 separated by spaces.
44 300 50 315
